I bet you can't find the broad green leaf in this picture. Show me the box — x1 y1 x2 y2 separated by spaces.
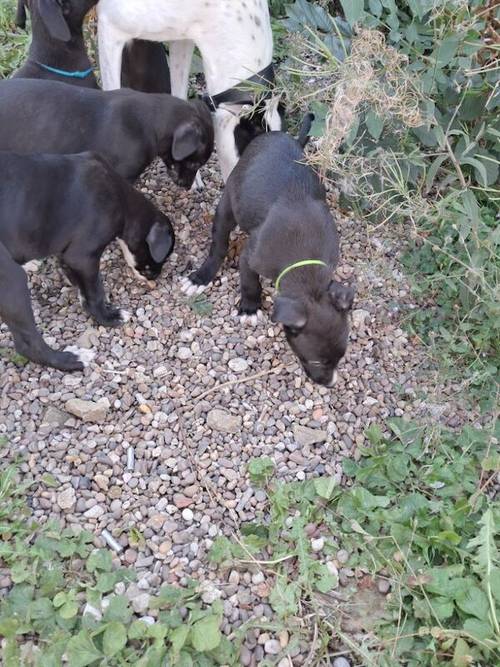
453 638 471 667
103 595 132 624
455 586 489 620
314 476 337 500
340 0 364 26
59 600 79 619
86 549 112 574
247 457 275 487
53 592 67 608
460 157 488 187
431 597 454 621
269 579 299 618
190 615 222 652
102 621 127 657
315 569 338 593
463 617 493 641
365 110 384 141
66 631 102 667
128 620 149 640
170 624 189 658
433 35 460 67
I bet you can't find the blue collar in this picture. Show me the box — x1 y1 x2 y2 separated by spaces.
36 62 93 79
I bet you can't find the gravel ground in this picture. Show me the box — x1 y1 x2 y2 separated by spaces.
0 153 476 664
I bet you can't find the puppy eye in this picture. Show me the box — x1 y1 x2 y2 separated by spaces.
308 360 323 367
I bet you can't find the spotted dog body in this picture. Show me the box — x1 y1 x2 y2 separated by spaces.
97 0 281 181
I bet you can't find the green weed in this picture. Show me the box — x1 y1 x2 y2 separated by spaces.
212 420 500 665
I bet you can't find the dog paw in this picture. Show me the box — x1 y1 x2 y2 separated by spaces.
119 309 131 323
64 345 96 367
23 259 42 273
180 276 208 297
238 310 264 326
191 172 205 191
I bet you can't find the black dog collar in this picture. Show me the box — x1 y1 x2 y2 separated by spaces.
201 62 275 112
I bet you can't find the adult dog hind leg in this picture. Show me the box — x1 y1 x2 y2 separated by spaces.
0 242 83 371
97 14 126 89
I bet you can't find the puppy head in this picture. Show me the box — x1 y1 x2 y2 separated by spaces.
234 96 285 156
120 212 175 282
35 0 97 41
164 99 214 188
272 281 355 386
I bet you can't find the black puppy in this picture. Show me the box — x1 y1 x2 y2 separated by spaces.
14 0 171 93
0 151 174 372
182 116 355 386
0 79 213 187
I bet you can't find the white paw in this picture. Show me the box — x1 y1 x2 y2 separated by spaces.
119 309 131 323
191 172 205 191
23 260 42 273
180 276 208 296
64 346 96 367
239 310 264 326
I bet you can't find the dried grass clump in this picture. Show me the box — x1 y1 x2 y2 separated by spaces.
309 28 424 172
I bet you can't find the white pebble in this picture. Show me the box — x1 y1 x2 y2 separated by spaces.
228 357 249 373
182 508 194 522
311 537 325 553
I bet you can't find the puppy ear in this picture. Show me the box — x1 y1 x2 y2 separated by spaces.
146 220 174 263
329 282 355 312
172 122 200 161
271 296 307 329
15 0 27 29
39 0 71 42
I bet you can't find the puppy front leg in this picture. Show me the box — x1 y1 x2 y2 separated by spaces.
0 247 83 371
183 194 236 295
238 246 262 318
60 256 124 327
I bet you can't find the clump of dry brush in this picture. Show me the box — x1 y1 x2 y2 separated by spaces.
278 27 432 224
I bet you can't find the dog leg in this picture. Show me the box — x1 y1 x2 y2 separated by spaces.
97 16 126 90
60 256 125 327
169 39 194 99
238 246 263 324
214 107 242 182
169 39 205 190
182 194 236 295
0 244 83 371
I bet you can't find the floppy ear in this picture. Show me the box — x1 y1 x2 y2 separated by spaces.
146 220 174 263
172 122 200 161
329 281 355 312
15 0 27 28
39 0 71 42
271 296 308 329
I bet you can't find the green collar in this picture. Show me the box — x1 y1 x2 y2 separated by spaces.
275 260 328 292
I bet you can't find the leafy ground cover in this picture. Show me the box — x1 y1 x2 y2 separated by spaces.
0 0 499 665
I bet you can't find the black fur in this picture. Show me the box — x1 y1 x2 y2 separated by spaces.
188 131 355 386
0 151 174 371
0 78 214 186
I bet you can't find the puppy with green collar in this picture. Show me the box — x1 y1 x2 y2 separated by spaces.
182 115 355 387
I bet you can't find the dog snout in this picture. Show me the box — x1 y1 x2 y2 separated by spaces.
303 363 338 387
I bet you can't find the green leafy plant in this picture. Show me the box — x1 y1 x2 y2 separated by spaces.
212 420 500 665
0 463 238 666
0 0 29 78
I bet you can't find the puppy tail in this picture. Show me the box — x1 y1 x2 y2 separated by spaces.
15 0 27 29
297 112 315 148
